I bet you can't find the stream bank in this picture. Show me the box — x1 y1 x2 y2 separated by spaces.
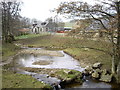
2 35 120 89
10 47 120 89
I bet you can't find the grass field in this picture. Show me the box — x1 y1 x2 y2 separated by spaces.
2 42 20 62
2 69 51 88
2 34 113 88
15 33 49 40
16 35 112 69
2 34 52 89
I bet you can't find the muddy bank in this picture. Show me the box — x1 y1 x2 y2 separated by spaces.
20 49 64 57
32 60 52 65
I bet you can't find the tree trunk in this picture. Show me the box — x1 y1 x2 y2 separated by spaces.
116 1 120 62
116 61 120 83
115 1 120 83
112 55 116 74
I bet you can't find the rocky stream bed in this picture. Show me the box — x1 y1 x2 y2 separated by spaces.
10 47 120 89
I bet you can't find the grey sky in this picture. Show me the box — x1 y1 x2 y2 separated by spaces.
20 0 96 21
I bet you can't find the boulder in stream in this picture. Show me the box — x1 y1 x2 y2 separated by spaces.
94 69 102 74
83 65 93 76
102 69 108 75
92 71 100 79
99 74 112 82
92 62 102 69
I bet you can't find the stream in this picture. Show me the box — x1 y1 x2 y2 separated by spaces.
12 48 119 89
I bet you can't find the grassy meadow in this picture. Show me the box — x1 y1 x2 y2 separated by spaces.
2 34 112 88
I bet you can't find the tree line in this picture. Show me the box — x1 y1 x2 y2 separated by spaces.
0 0 31 43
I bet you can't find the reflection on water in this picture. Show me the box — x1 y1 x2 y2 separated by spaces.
14 51 84 71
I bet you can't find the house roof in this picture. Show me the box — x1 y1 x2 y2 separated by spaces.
18 28 30 32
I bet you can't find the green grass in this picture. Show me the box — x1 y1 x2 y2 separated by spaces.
16 35 112 70
2 34 113 88
15 33 49 40
2 43 20 62
2 70 51 88
16 35 112 52
20 67 83 83
64 48 111 69
53 69 82 80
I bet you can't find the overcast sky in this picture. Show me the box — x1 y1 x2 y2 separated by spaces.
20 0 95 22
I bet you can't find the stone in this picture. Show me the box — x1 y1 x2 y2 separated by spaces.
89 70 94 74
93 62 102 69
84 65 93 75
94 69 102 74
82 70 89 76
46 75 49 78
63 70 72 74
92 71 100 79
102 69 108 75
84 48 90 51
99 74 112 82
85 65 93 71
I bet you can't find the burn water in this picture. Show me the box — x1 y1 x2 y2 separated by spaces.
12 48 120 89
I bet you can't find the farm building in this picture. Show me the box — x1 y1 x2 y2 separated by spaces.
31 19 64 33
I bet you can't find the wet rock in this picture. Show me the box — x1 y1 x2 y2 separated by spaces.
84 48 90 51
82 70 89 76
63 70 71 74
83 65 93 76
89 70 94 75
92 62 102 69
92 71 100 79
85 65 93 71
63 70 74 74
46 75 49 78
99 74 112 82
102 69 108 75
64 78 73 83
94 69 102 74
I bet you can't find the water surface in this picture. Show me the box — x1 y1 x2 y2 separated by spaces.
13 48 119 89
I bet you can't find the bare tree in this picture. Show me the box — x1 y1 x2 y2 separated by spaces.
0 0 22 43
55 0 120 83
